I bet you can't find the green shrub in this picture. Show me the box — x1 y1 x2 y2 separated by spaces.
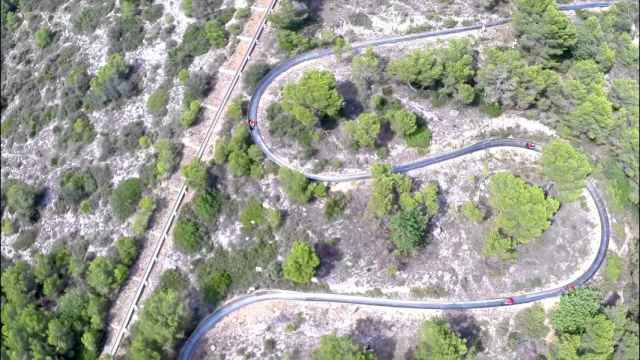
416 319 468 359
204 19 228 48
131 196 156 236
173 216 202 254
115 236 138 266
551 287 601 334
278 167 326 204
481 101 503 117
344 112 381 149
324 192 348 220
313 334 375 360
35 27 53 48
179 100 201 127
282 240 320 284
154 139 181 179
483 229 516 260
390 207 427 255
405 126 432 149
192 190 222 224
87 53 134 108
59 169 97 206
514 303 549 339
1 218 15 235
147 87 169 118
200 270 231 305
110 178 143 221
86 256 126 296
461 201 484 222
12 228 38 251
4 180 38 220
239 197 281 235
604 252 623 283
181 159 208 191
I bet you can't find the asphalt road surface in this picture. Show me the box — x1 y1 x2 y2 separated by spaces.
179 2 613 359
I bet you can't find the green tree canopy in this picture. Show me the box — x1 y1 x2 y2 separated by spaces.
489 172 559 244
281 69 344 128
313 334 376 360
476 48 557 110
181 159 208 191
344 112 381 149
278 167 326 204
551 287 601 334
351 48 382 97
541 140 592 202
269 0 309 31
389 207 427 255
173 216 202 254
512 0 576 66
368 164 412 218
415 319 468 360
282 240 320 284
110 177 143 221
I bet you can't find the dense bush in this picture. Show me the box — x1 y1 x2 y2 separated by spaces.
86 256 128 296
128 271 191 359
147 86 170 118
324 192 348 221
72 2 115 34
313 334 376 360
214 125 264 178
390 207 427 255
512 0 576 66
281 70 344 128
239 197 281 237
181 159 209 191
110 178 143 221
269 0 309 31
387 38 476 104
153 139 182 180
243 62 271 94
278 167 326 204
415 319 468 359
86 53 135 108
131 196 157 236
192 190 222 224
368 164 412 217
173 215 203 254
108 16 145 54
282 240 320 284
460 201 484 222
58 169 97 207
179 100 202 127
541 139 592 202
344 112 381 149
3 179 39 221
267 102 316 153
489 172 559 245
35 27 53 48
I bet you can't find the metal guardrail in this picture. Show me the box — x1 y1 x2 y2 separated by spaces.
107 0 278 355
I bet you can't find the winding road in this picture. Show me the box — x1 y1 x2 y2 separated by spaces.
179 2 613 359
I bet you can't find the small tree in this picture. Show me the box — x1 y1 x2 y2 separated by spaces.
312 334 376 360
243 62 271 94
551 287 601 334
181 159 208 191
541 140 592 202
110 178 143 221
282 241 320 284
489 172 559 244
278 167 326 204
415 319 468 360
389 207 427 255
514 303 549 339
173 216 202 254
281 70 344 128
35 27 53 48
344 112 381 149
192 190 222 224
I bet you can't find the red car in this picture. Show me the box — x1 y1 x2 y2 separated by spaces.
526 142 536 150
504 297 515 305
247 119 256 129
565 284 576 293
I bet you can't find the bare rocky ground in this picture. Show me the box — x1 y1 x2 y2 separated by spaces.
192 297 566 360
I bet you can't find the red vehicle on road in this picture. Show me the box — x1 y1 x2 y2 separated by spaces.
504 297 515 305
565 284 576 293
526 142 536 150
247 119 256 129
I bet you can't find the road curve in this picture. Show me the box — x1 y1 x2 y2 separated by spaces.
180 2 613 359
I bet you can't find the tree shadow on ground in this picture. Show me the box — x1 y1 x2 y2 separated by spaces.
446 312 486 352
314 239 343 278
351 317 397 360
337 80 364 120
